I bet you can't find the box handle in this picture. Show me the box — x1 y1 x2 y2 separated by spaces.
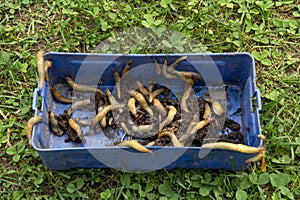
32 88 40 115
254 88 262 112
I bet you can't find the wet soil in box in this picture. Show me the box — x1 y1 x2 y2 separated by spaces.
50 80 244 147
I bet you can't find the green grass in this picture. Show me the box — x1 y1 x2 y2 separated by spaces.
0 0 299 199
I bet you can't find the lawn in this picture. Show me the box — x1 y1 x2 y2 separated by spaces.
0 0 299 199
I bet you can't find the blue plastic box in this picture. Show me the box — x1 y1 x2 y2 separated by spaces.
32 53 262 171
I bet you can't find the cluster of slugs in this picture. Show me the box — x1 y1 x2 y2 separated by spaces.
25 51 267 171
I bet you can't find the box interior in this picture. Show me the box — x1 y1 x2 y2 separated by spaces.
33 53 261 150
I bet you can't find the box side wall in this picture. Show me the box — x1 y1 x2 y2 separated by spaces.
36 148 254 171
44 53 252 88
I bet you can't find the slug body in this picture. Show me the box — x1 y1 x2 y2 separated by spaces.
67 98 91 116
167 56 187 72
90 104 124 129
202 103 211 119
69 118 86 143
129 90 153 116
106 88 123 113
261 154 266 172
201 142 264 154
162 59 177 79
44 60 52 82
131 124 154 137
122 60 132 76
245 152 264 164
65 76 105 96
179 119 210 144
120 122 131 135
191 119 210 135
185 78 195 86
117 140 152 153
97 106 107 128
108 117 114 126
212 101 225 116
152 98 166 116
145 141 155 147
136 81 150 97
51 87 73 104
149 88 165 103
155 61 161 75
128 97 137 117
159 106 177 132
113 69 121 99
180 86 192 113
25 115 42 146
37 50 45 90
148 81 156 103
74 118 89 126
158 131 183 147
171 70 202 80
151 88 164 100
49 112 64 136
257 134 267 172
